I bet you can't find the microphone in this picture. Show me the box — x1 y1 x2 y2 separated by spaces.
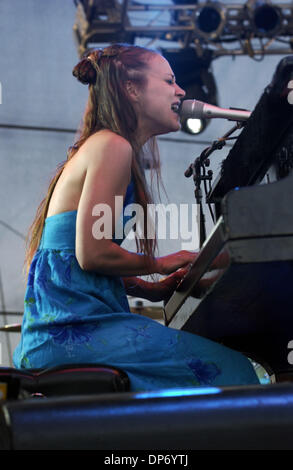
180 100 251 122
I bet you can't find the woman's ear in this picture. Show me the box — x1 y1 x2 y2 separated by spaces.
125 80 140 102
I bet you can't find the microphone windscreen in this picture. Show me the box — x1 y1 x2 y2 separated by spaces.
180 100 204 119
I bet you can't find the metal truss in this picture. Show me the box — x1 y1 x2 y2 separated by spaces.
73 1 293 59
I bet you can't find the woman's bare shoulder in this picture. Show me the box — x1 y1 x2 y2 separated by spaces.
76 130 133 185
85 129 132 155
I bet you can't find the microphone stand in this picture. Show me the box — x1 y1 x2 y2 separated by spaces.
184 122 246 248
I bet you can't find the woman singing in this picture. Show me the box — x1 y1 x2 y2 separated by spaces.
13 44 259 390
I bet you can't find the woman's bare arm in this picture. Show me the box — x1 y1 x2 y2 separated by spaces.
75 130 196 276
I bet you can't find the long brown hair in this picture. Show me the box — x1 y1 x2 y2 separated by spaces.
25 43 162 275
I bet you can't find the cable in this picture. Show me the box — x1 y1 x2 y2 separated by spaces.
0 220 26 241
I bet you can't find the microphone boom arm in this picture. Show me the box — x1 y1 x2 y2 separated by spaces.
184 121 246 247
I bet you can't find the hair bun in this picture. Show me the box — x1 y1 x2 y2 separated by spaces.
72 58 96 85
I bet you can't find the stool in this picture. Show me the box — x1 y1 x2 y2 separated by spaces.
0 364 130 400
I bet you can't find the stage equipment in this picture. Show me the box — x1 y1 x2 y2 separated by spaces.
73 1 293 58
1 383 293 449
72 0 135 57
247 0 283 36
164 55 293 382
194 1 227 39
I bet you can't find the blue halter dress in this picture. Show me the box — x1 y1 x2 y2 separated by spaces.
13 181 259 391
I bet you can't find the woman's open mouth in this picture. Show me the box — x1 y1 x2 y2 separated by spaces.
171 102 180 114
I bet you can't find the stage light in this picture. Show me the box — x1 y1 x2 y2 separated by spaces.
194 1 227 39
162 47 218 135
136 387 221 399
183 117 205 135
248 1 282 36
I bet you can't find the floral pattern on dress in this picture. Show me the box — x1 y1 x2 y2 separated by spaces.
187 358 221 385
48 321 98 346
59 252 76 285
